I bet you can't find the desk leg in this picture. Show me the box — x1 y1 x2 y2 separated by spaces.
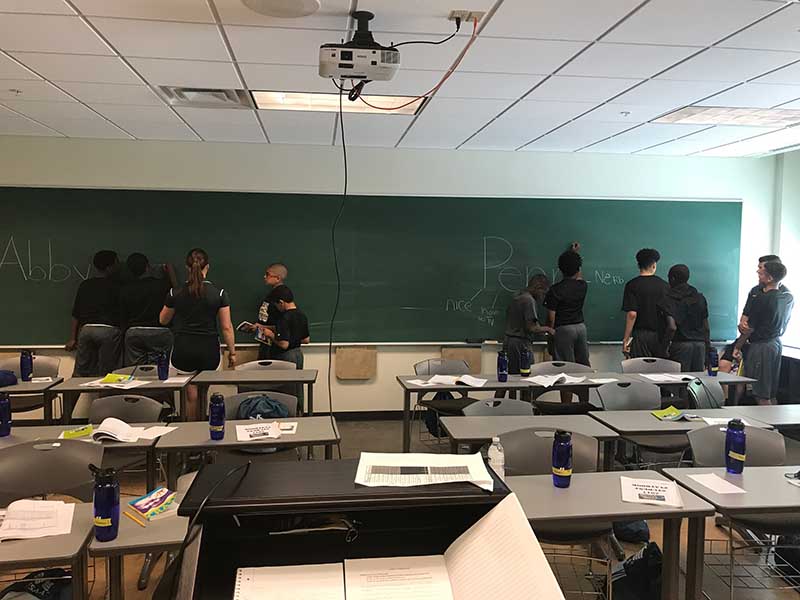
662 518 681 600
307 382 314 417
403 390 411 453
197 385 209 422
42 390 53 424
167 450 179 491
146 448 156 493
107 556 124 600
71 550 88 600
686 516 706 600
602 440 614 472
325 443 332 460
61 392 77 424
179 387 188 421
450 438 459 454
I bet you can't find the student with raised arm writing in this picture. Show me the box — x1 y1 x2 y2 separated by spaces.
621 248 669 358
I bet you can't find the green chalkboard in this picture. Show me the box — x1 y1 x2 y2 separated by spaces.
0 188 741 345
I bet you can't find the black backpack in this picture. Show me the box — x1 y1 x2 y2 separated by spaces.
612 542 662 600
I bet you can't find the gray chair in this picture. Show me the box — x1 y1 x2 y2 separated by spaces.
114 364 182 379
236 359 298 398
88 394 166 423
462 398 533 417
530 361 594 375
413 359 476 446
238 359 296 372
0 355 61 418
686 378 725 409
0 439 103 507
688 425 786 468
621 357 681 373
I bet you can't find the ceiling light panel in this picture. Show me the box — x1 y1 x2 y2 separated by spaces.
252 91 424 115
560 43 699 79
654 106 800 127
0 14 112 54
11 53 140 85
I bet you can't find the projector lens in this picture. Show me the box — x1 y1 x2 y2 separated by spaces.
340 50 353 61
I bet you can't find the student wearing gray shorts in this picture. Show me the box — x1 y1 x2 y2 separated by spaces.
544 250 590 366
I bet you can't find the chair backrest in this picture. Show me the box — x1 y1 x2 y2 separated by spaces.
114 365 179 379
0 355 60 378
88 394 165 423
237 360 297 371
223 391 299 419
529 361 594 375
413 359 469 376
687 425 786 468
686 378 725 409
595 381 661 411
533 400 594 415
536 390 578 404
0 440 103 506
499 428 598 476
621 357 681 374
462 398 533 417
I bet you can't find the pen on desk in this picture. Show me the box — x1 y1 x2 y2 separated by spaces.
124 511 146 527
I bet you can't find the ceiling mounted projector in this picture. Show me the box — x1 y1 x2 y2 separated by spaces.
241 0 320 18
319 11 400 82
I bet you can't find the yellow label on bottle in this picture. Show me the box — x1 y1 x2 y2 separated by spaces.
728 450 746 462
209 425 224 432
94 516 112 527
552 466 573 477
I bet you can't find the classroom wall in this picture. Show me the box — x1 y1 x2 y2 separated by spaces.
777 151 800 347
0 136 778 413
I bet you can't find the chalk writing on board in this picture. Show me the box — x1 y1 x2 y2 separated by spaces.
0 236 90 282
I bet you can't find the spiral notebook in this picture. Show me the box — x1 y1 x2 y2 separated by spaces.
233 563 344 600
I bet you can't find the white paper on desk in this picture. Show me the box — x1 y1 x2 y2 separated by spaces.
164 376 191 385
427 374 459 385
355 452 494 492
523 373 585 388
590 378 618 384
701 417 753 427
688 473 746 494
137 426 178 440
91 417 145 443
80 378 150 390
407 379 438 387
456 375 487 387
0 500 74 541
234 563 345 600
620 477 683 507
640 373 684 383
236 422 281 441
30 376 53 383
345 555 453 600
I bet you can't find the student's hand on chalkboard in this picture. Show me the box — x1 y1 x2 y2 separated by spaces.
65 339 77 352
570 241 581 253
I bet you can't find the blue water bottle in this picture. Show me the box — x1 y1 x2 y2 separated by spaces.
497 351 509 383
209 393 225 440
552 430 573 488
20 350 33 382
0 393 11 437
707 347 719 377
157 352 169 381
90 464 120 542
725 419 746 474
519 345 532 377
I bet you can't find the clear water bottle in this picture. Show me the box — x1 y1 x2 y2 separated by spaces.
209 393 225 441
497 351 509 383
156 352 169 381
19 350 33 382
90 464 120 542
0 393 11 437
725 419 746 474
552 430 573 488
707 347 719 377
487 436 505 482
519 345 532 377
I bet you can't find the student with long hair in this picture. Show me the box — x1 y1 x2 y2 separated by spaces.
160 248 236 419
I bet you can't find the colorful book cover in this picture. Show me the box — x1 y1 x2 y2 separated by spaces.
128 487 176 520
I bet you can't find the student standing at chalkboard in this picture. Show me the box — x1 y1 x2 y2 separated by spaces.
621 248 669 358
159 248 236 420
241 263 289 360
544 250 590 366
66 250 122 377
658 264 710 371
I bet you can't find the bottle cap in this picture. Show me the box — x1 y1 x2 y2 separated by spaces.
210 392 225 403
89 464 117 484
491 436 500 443
727 418 745 431
554 430 572 441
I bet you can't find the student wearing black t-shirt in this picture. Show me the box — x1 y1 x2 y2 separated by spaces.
66 250 122 376
545 250 590 366
241 263 289 360
160 248 236 420
120 253 176 366
621 248 669 359
659 264 710 372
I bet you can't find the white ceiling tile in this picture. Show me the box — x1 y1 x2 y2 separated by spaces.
227 26 345 66
71 0 213 23
0 80 73 101
720 4 800 52
44 116 132 138
561 43 699 78
1 99 96 121
636 125 778 155
0 0 74 15
481 0 643 41
11 52 139 84
258 110 334 145
697 82 800 108
526 76 640 102
778 98 800 109
361 0 490 36
660 48 800 82
334 113 412 147
582 102 674 123
459 38 587 75
521 120 633 152
358 69 444 97
606 0 780 46
118 119 199 140
0 14 112 54
753 60 800 85
461 100 598 150
389 33 467 70
90 17 230 61
129 58 242 89
215 0 349 29
399 97 509 148
90 103 178 123
437 72 545 99
56 81 162 105
616 79 732 106
0 112 61 135
176 107 265 142
240 63 330 93
0 53 38 79
580 122 710 153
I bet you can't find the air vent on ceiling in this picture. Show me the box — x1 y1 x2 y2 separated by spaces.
157 87 254 109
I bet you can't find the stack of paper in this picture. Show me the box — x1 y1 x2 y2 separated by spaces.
163 376 192 385
355 452 495 492
620 477 683 507
423 375 488 387
640 373 687 383
90 417 146 442
523 373 586 387
235 421 298 441
0 500 74 541
80 374 149 390
700 417 752 426
589 378 618 384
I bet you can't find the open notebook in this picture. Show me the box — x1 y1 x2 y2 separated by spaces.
233 493 564 600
